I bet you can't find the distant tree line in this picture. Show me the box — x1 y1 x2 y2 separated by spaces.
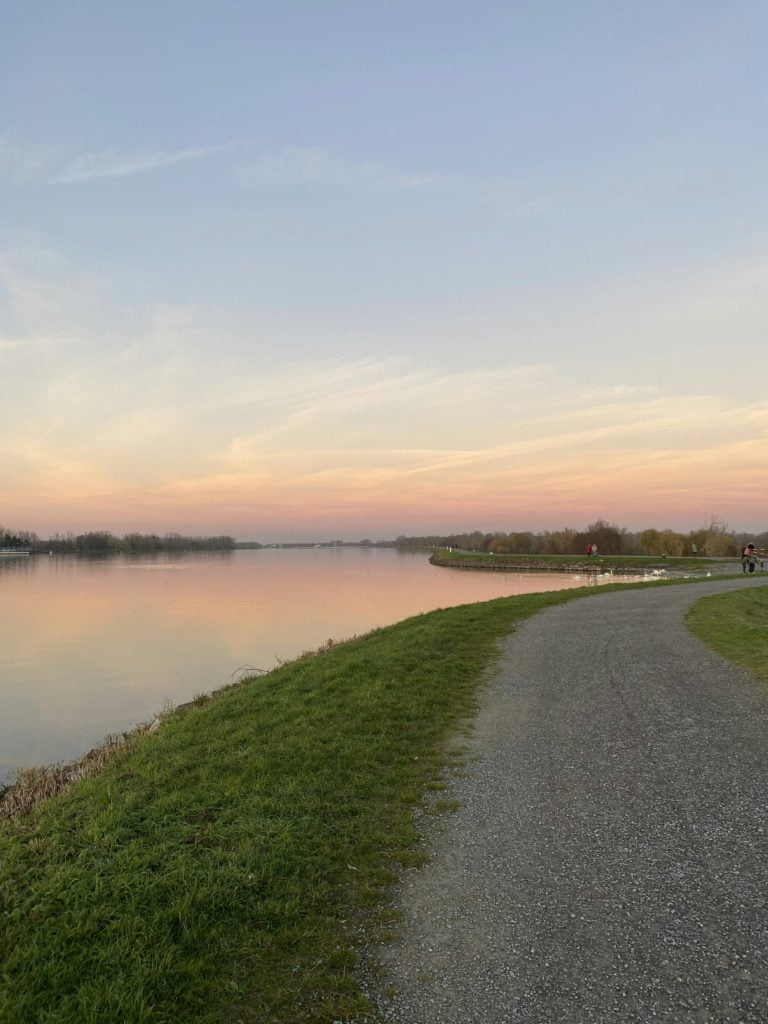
393 518 768 558
4 517 766 558
0 526 236 554
0 527 34 549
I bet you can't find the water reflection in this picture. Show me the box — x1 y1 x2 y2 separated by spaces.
0 548 626 777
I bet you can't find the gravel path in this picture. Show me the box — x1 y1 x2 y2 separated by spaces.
361 578 768 1023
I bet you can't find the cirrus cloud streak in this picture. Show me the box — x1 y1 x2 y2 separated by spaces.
1 337 764 537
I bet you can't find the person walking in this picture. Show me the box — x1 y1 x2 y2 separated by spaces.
742 544 763 573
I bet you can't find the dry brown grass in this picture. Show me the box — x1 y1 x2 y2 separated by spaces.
0 724 152 822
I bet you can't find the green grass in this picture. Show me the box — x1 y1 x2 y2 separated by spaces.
431 547 722 571
686 583 768 686
0 578 729 1023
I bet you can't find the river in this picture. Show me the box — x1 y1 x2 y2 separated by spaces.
0 547 619 779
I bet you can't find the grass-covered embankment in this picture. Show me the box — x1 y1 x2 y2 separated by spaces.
431 547 722 573
1 576 746 1023
1 586 617 1024
687 584 768 686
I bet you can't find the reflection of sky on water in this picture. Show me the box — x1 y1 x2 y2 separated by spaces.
0 549 630 777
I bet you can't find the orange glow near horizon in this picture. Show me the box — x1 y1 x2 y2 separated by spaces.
2 359 766 538
3 434 766 538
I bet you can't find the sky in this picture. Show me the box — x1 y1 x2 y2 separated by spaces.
2 0 767 541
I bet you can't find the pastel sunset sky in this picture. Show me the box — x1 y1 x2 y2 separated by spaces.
2 1 766 541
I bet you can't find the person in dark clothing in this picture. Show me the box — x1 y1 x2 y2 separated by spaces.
742 544 762 573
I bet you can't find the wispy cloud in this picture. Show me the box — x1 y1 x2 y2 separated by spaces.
1 133 547 218
53 144 230 184
0 135 230 185
236 145 551 217
3 245 767 534
2 333 766 532
238 146 446 192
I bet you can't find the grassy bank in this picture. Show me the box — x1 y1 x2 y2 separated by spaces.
0 584 636 1024
687 584 768 686
0 577 743 1023
431 547 723 572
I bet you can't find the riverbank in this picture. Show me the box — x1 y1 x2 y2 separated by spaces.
430 547 737 576
0 577 758 1023
2 545 587 781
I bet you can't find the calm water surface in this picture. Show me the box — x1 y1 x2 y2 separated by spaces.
0 548 619 778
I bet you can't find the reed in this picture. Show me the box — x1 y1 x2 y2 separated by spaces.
0 726 152 821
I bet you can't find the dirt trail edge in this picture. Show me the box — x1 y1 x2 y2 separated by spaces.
360 579 768 1024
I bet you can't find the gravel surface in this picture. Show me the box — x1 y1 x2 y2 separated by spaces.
359 578 768 1023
